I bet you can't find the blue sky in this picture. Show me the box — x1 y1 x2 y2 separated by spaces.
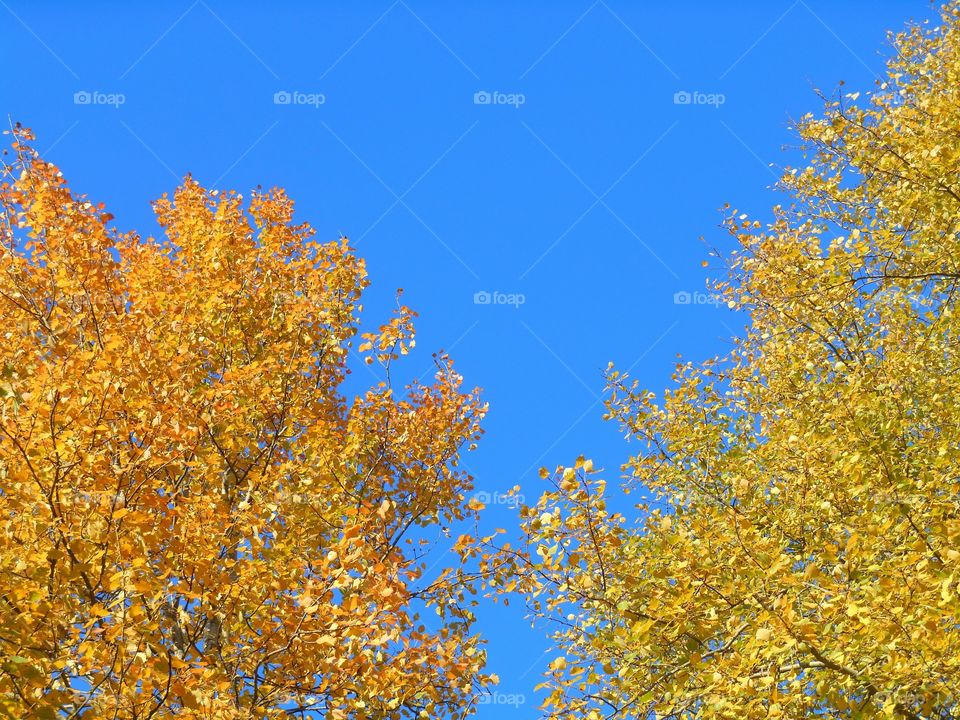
1 1 939 716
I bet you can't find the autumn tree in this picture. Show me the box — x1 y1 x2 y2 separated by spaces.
0 126 494 719
484 3 960 718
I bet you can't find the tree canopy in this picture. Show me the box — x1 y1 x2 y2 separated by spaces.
485 3 960 718
0 127 492 719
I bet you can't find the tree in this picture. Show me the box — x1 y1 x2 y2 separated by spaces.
484 3 960 718
0 126 493 719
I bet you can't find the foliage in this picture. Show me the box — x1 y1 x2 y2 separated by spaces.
0 127 491 719
485 4 960 718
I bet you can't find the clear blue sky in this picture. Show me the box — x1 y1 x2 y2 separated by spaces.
1 1 938 717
